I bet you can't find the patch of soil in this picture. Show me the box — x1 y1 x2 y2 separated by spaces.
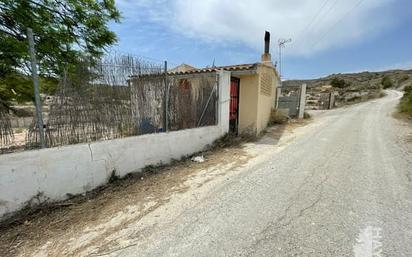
393 111 412 122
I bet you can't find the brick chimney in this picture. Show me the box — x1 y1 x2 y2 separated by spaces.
261 31 272 66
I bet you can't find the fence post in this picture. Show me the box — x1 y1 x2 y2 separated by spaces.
217 70 231 134
27 28 46 148
164 61 169 132
328 91 335 109
298 83 307 119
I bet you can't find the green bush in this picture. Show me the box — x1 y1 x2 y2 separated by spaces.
379 91 387 98
381 76 393 89
399 86 412 116
0 72 58 110
330 77 349 88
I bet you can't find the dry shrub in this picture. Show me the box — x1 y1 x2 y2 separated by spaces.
269 109 288 125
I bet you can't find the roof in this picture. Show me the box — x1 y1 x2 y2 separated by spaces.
169 64 197 73
168 63 257 75
130 62 278 79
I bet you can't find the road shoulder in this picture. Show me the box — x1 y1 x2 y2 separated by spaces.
0 120 312 257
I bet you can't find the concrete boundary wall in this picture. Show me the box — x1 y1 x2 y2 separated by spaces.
0 70 231 220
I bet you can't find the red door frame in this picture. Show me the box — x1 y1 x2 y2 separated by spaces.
230 77 240 134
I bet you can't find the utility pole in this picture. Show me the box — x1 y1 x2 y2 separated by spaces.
27 28 46 148
278 38 292 80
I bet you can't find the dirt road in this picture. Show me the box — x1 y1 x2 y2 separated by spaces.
1 90 411 257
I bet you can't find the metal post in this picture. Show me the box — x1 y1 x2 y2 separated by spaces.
279 45 282 80
278 38 292 81
164 61 169 132
197 76 218 127
215 73 220 125
27 28 46 148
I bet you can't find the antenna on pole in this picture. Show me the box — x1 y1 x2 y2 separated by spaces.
278 38 292 81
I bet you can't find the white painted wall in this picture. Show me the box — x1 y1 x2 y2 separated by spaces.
0 72 231 220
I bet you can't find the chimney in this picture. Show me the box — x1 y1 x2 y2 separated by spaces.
261 31 272 66
264 31 270 54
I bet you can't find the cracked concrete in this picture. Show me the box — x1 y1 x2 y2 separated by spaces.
88 143 114 178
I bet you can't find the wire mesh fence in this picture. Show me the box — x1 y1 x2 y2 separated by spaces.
130 73 218 134
1 54 218 153
168 75 218 130
0 105 13 147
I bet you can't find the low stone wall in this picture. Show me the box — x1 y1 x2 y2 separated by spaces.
0 125 226 220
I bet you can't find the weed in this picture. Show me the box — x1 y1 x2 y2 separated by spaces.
108 169 120 183
269 109 288 125
398 86 412 116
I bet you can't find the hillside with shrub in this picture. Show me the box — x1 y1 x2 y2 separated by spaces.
284 69 412 106
399 86 412 117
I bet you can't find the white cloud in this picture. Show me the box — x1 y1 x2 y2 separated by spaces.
116 0 399 56
375 61 412 71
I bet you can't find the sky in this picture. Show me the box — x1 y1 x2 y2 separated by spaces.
109 0 412 79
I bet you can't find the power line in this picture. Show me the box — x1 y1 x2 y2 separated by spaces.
307 0 340 35
294 0 340 47
295 0 332 42
309 0 366 50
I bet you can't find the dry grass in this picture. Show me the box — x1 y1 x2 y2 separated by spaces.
268 109 289 125
303 112 311 119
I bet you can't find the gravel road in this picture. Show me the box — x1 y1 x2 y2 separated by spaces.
109 90 411 257
8 90 410 257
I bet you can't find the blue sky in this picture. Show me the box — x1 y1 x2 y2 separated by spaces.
109 0 412 79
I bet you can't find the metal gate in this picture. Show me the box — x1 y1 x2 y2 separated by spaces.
229 77 240 133
278 95 299 117
277 84 306 118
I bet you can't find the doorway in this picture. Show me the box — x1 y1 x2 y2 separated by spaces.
229 77 240 134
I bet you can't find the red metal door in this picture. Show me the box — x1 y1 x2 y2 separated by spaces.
230 78 240 133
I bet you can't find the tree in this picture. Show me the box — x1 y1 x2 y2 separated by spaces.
0 72 58 109
381 76 393 89
0 0 121 107
330 77 348 88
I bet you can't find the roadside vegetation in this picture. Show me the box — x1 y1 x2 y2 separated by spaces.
284 69 412 108
303 111 311 119
398 86 412 117
268 109 311 127
269 109 289 125
0 0 121 111
381 75 394 89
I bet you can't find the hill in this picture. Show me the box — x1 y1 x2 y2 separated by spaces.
284 69 412 89
284 69 412 107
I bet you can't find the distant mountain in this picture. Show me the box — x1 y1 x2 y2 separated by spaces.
284 69 412 107
284 69 412 89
